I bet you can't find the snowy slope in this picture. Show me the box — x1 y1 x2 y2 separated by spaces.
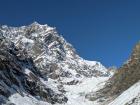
108 81 140 105
8 93 51 105
63 77 109 105
8 76 109 105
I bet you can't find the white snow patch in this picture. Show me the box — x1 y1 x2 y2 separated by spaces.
8 93 51 105
108 81 140 105
31 33 38 37
24 68 31 75
63 77 109 105
83 60 97 66
22 37 34 44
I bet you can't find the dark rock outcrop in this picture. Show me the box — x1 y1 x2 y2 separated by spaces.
0 36 67 104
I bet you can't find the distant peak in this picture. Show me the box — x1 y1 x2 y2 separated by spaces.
30 21 49 27
31 21 41 26
26 22 55 34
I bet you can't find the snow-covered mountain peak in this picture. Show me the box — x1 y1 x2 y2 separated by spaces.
0 22 112 83
0 22 113 105
0 22 139 105
29 21 55 34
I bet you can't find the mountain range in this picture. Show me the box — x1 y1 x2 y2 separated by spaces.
0 22 139 105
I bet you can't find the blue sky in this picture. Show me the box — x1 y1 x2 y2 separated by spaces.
0 0 140 67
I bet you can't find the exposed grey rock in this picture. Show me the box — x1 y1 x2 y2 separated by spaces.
0 22 111 105
0 36 67 104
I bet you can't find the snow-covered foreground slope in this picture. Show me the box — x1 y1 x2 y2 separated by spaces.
8 80 140 105
108 81 140 105
9 93 51 105
8 76 109 105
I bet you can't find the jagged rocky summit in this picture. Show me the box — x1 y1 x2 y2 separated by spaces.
0 22 111 105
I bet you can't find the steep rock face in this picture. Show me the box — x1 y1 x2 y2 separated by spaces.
0 22 110 83
0 36 67 105
0 22 111 105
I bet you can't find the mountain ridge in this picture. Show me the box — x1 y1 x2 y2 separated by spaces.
0 22 112 105
0 22 139 105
